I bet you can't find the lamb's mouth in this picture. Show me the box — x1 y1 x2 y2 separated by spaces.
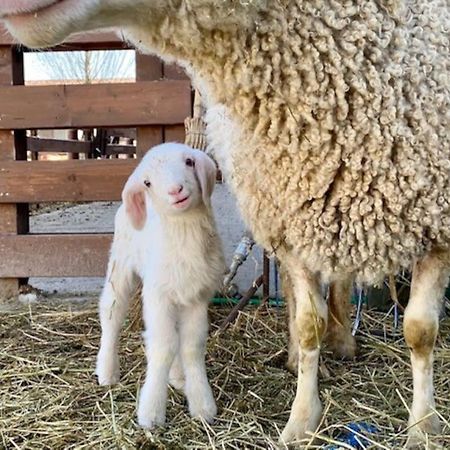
174 196 190 208
0 1 64 19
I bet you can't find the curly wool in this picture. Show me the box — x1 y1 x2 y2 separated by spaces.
127 0 450 284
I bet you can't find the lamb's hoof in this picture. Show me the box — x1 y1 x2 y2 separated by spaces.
326 332 357 359
137 408 166 430
188 388 217 424
95 354 120 386
407 413 442 448
279 402 322 446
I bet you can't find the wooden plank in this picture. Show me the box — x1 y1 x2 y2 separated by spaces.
0 80 191 129
164 63 188 80
0 46 21 298
27 136 92 153
165 125 186 143
0 160 137 202
137 127 163 157
136 53 164 157
0 234 112 277
105 144 136 155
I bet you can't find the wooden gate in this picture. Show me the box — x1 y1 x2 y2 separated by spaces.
0 30 192 298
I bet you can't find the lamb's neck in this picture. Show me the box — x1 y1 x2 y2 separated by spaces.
159 208 216 247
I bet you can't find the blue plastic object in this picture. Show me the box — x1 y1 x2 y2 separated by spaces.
324 422 379 449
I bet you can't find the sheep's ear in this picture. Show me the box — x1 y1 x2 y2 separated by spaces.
194 151 217 207
122 174 147 230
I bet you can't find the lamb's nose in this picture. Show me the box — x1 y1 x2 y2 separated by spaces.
168 184 184 195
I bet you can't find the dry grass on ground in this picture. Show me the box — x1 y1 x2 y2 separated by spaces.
0 300 449 449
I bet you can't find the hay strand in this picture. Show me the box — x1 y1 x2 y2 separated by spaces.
1 300 449 449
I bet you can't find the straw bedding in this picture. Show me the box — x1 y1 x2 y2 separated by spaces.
0 299 449 449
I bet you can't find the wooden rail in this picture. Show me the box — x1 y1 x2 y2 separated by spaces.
0 81 191 129
0 234 112 277
0 160 137 202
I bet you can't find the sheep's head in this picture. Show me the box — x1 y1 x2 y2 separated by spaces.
123 143 217 230
0 0 262 49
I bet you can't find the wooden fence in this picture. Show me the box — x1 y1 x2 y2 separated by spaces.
0 30 192 298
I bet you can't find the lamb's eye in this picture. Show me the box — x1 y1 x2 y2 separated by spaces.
185 158 195 167
144 180 151 188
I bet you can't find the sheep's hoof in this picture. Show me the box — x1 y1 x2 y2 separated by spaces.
407 413 442 448
285 353 298 375
326 332 357 359
279 401 322 447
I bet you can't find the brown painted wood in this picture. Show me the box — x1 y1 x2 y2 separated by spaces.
0 234 113 277
27 136 92 153
136 53 165 157
164 63 188 80
0 46 19 298
164 125 186 143
136 127 163 157
105 144 136 155
0 80 191 129
0 160 137 202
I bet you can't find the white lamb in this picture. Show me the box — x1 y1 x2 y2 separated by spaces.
95 142 225 428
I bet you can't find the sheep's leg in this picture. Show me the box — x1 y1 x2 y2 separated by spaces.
96 261 137 385
325 278 356 358
138 296 178 429
281 266 300 374
404 249 449 447
280 261 327 444
179 302 217 423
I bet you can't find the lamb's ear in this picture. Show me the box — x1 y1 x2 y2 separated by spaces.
194 150 217 207
122 173 147 230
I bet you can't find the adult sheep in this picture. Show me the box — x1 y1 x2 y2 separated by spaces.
1 0 448 446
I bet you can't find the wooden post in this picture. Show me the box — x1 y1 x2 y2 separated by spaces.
0 45 28 300
136 53 164 157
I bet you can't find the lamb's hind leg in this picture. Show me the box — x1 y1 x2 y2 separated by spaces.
96 260 138 385
325 278 356 359
404 248 449 447
280 260 327 444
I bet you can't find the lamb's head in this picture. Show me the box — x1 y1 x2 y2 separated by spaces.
123 143 217 230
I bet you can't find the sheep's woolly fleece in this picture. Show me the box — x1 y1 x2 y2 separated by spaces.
131 0 450 284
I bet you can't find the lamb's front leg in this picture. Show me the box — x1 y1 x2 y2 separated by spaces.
96 261 137 385
179 301 217 423
404 249 449 447
138 295 178 429
280 260 327 445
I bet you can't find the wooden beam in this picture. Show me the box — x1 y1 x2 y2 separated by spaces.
105 144 136 155
136 53 164 157
0 46 26 299
0 160 137 202
27 136 92 153
0 80 191 129
0 234 112 277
